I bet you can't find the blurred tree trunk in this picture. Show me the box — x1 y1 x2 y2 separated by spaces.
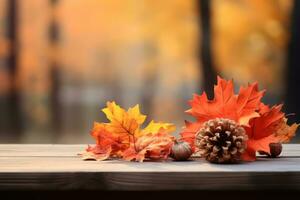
49 0 61 141
286 0 300 127
198 0 217 99
0 0 22 141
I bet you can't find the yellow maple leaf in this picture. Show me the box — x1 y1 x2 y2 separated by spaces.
138 120 176 137
102 101 146 137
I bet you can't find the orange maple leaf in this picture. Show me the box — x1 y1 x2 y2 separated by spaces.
242 105 285 161
93 123 129 156
187 76 265 125
80 122 127 160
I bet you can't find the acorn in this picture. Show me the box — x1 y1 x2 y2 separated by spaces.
170 140 193 161
269 143 282 157
259 143 282 158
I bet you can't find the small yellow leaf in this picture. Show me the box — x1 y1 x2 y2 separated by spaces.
138 120 176 137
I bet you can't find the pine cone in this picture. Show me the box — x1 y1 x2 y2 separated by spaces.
195 118 248 163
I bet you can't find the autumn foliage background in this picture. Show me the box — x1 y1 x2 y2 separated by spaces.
0 0 299 144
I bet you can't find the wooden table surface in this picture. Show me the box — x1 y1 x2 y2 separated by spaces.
1 144 300 191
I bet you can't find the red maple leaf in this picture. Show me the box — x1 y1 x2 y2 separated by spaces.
179 120 201 152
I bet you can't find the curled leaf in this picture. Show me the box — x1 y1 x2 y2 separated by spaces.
123 132 175 162
80 145 112 161
274 118 299 143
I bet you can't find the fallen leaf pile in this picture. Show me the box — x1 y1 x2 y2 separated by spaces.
180 76 299 161
80 101 175 162
81 76 299 163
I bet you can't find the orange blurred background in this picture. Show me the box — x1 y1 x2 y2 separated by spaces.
0 0 297 143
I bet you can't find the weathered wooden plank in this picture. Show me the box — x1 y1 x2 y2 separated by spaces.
0 144 300 191
280 144 300 156
0 156 300 172
0 144 300 157
0 144 85 157
0 171 300 190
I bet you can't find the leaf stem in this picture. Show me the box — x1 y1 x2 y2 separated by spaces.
126 130 138 152
132 135 138 152
286 113 296 117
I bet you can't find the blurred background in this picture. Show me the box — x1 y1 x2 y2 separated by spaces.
0 0 299 144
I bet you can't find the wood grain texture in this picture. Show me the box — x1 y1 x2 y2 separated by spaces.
0 144 300 191
0 144 85 157
1 144 300 157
